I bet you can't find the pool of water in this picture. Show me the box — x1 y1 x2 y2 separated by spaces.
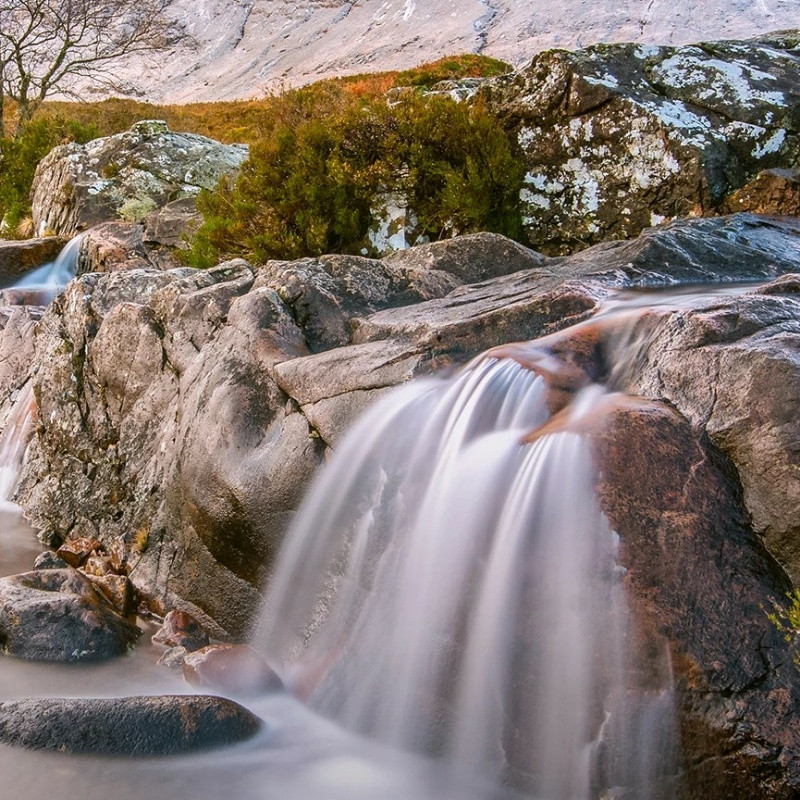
0 507 518 800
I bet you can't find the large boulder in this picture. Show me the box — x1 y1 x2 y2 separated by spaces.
30 120 248 239
0 567 139 662
485 35 800 254
0 695 261 755
16 214 800 640
612 279 800 583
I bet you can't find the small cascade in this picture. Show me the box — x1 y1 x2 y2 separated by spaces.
0 383 36 507
255 332 678 796
9 233 83 303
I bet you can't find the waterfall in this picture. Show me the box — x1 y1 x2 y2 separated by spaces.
10 233 83 303
255 348 677 798
0 235 81 506
0 383 36 507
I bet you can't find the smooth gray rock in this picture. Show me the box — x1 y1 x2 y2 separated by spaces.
0 695 261 755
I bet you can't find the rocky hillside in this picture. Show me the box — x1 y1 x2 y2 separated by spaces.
82 0 798 102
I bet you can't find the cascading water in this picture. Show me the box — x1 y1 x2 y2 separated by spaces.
0 383 36 507
8 233 83 305
255 321 679 798
0 234 82 505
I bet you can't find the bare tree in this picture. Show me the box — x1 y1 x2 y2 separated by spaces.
0 0 183 136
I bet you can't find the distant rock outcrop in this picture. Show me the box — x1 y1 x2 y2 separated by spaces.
30 121 247 239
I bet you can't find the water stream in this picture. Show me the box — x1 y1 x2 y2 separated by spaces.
0 243 763 798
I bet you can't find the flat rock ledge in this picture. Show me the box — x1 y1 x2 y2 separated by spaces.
0 695 262 756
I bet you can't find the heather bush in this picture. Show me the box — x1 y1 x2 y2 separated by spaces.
184 89 524 265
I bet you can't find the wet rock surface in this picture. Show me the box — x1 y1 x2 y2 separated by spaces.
592 400 800 799
183 644 284 695
14 213 800 639
152 609 210 651
0 568 139 662
0 695 261 755
0 238 67 285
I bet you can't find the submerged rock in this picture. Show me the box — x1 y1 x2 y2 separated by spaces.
152 609 210 652
183 644 284 695
0 568 139 662
0 695 261 755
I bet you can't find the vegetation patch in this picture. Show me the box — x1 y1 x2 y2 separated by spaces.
0 55 521 250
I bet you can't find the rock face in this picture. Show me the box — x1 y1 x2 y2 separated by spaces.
485 35 800 254
30 121 248 239
0 568 139 662
593 400 800 799
14 212 800 642
723 168 800 216
613 281 800 584
0 695 261 755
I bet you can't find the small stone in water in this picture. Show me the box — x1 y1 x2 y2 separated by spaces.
152 609 210 651
183 644 284 695
158 645 188 670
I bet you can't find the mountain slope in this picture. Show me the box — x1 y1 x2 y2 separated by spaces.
101 0 799 102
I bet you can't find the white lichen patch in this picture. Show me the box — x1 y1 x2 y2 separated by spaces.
520 188 551 210
87 179 114 196
752 128 787 159
652 53 787 109
583 72 619 89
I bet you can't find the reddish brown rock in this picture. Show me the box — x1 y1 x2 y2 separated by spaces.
152 609 210 652
56 538 103 568
183 644 284 695
722 168 800 216
592 400 800 800
82 553 115 577
86 573 136 616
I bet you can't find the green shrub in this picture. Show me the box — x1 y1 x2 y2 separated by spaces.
0 117 100 238
184 89 524 266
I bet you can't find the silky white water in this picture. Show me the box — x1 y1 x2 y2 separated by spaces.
255 352 678 797
11 234 82 302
